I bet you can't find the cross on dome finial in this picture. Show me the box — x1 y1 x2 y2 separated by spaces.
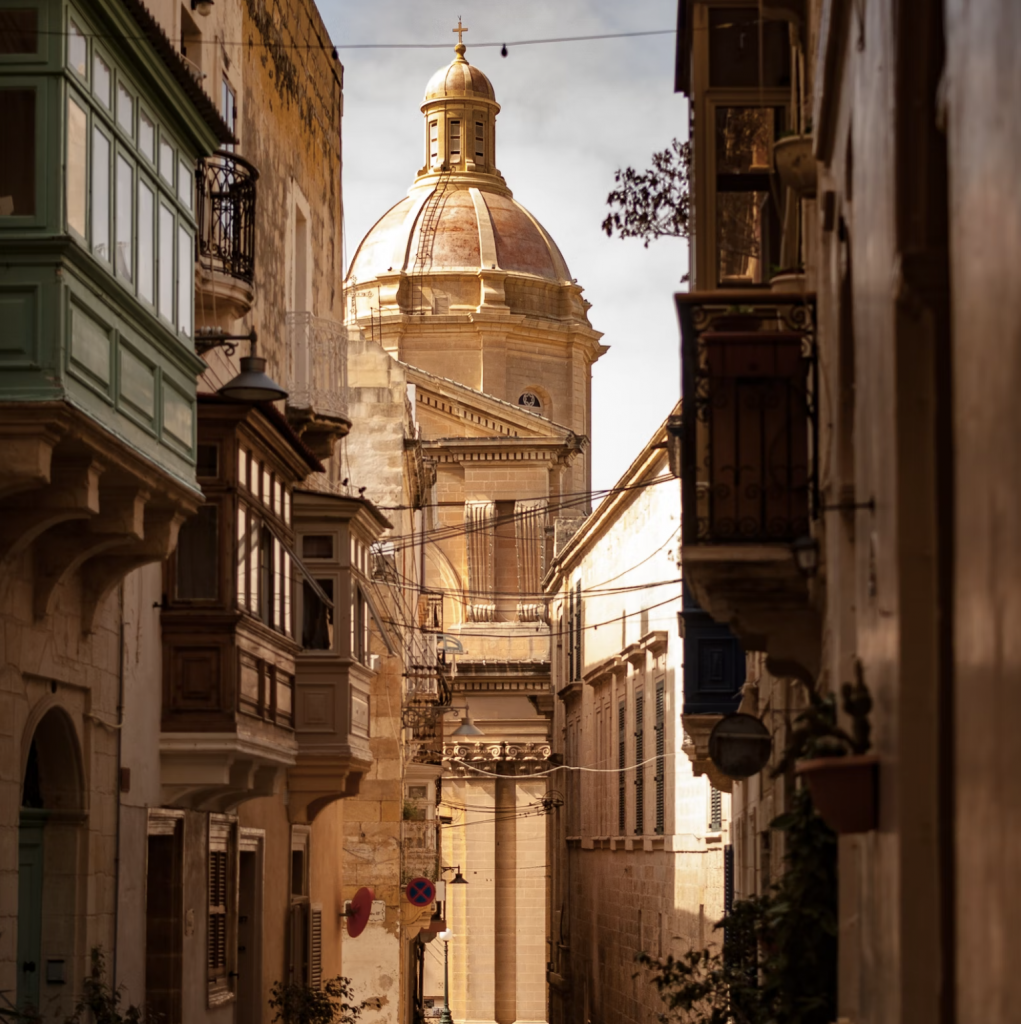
452 16 468 57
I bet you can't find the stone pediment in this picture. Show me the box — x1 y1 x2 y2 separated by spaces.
406 364 579 442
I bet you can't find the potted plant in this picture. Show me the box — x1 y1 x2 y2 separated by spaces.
775 665 878 834
768 265 807 294
774 132 817 196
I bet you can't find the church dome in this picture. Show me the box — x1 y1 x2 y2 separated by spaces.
346 187 573 286
424 48 496 102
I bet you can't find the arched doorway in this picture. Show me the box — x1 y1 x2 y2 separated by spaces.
17 706 85 1016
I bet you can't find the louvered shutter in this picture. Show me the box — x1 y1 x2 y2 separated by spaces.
309 904 322 988
634 692 645 835
654 681 665 834
617 701 626 835
208 850 228 983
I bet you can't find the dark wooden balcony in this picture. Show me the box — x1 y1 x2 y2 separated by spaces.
677 291 820 678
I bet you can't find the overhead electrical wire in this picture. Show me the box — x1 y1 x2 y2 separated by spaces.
450 750 678 780
26 25 675 53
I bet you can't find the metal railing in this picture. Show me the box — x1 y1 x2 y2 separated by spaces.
196 150 258 285
285 313 348 420
677 292 817 544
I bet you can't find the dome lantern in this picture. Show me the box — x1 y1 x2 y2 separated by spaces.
420 21 501 181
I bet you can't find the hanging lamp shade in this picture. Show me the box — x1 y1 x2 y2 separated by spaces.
451 715 484 738
219 354 288 403
450 868 468 885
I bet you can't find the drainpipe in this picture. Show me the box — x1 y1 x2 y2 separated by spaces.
112 581 125 986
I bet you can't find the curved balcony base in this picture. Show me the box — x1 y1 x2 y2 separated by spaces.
287 747 373 824
285 405 352 461
195 265 255 326
682 543 821 682
0 404 199 631
160 731 296 812
680 714 734 793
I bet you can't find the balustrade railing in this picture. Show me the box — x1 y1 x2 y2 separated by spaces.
286 312 348 421
195 150 258 285
677 292 818 544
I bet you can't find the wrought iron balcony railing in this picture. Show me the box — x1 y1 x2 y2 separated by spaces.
677 292 817 545
195 151 258 285
285 312 348 421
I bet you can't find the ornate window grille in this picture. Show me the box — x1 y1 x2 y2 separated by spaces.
195 150 258 285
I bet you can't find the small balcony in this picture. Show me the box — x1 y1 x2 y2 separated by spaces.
195 151 258 324
677 291 820 677
285 313 352 459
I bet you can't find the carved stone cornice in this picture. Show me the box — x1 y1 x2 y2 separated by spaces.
445 740 553 776
680 714 733 793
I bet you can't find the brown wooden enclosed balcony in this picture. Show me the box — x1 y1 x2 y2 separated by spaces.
677 291 820 677
195 151 258 325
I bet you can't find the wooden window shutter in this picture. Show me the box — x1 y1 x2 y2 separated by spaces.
634 691 645 835
309 904 323 988
617 700 626 835
208 849 228 983
654 681 665 834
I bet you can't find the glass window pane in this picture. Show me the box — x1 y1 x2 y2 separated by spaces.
177 159 192 210
236 506 247 609
158 203 174 320
137 180 153 301
708 9 790 89
159 137 173 184
91 127 110 258
67 19 86 75
0 9 38 54
177 226 192 335
115 155 132 281
67 96 87 234
93 53 110 108
302 579 334 649
116 83 133 135
176 504 218 599
717 191 768 285
715 107 774 174
139 111 154 162
0 90 35 217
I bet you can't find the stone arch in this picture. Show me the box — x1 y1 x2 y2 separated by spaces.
17 703 87 1016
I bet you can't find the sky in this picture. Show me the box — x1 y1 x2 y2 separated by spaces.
318 0 688 493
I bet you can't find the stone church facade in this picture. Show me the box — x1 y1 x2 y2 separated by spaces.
343 37 605 1024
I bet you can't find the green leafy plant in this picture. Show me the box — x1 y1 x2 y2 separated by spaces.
637 788 837 1024
64 948 160 1024
772 668 872 776
268 976 364 1024
602 139 692 248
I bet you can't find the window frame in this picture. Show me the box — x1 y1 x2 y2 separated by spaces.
0 1 47 66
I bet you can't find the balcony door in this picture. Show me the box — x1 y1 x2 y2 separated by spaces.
236 831 264 1024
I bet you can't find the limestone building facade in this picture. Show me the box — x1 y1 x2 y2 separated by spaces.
1 0 378 1018
545 411 730 1024
343 37 606 1024
673 0 1021 1021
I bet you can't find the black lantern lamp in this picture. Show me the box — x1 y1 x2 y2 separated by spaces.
447 705 485 738
791 534 820 578
196 328 288 403
708 713 773 780
442 864 468 885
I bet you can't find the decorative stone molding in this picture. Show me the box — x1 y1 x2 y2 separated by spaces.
445 740 552 775
515 498 547 622
464 500 496 621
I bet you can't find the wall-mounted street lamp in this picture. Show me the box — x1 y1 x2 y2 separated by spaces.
441 864 468 885
791 534 820 578
195 327 288 403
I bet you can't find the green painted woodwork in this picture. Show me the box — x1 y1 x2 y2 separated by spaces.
0 0 220 488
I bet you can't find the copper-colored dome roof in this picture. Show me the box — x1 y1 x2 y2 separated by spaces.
346 186 573 285
424 47 496 103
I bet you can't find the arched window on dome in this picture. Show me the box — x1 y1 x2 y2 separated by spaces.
448 120 461 164
474 120 485 163
518 392 541 411
429 121 438 165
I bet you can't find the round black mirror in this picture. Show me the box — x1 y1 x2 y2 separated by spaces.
708 713 773 779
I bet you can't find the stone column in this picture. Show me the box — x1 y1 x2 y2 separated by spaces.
447 775 497 1024
513 776 548 1024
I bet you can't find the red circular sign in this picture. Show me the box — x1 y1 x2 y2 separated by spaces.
405 876 436 907
346 886 375 938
